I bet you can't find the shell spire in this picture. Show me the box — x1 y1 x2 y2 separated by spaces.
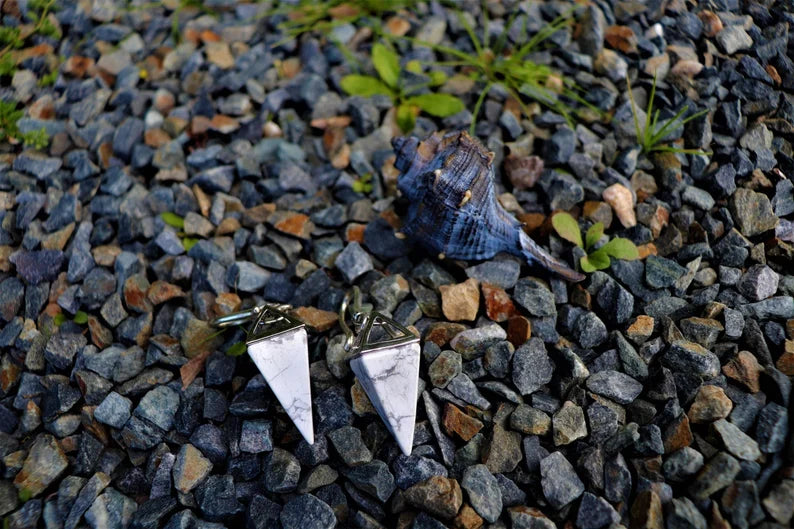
394 130 585 282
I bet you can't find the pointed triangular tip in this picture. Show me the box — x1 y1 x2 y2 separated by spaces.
248 327 315 445
294 415 314 445
350 342 420 457
394 423 414 456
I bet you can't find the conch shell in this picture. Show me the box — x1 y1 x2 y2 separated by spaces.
393 131 585 282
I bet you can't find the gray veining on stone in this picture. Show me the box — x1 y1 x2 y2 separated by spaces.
350 341 420 455
248 327 314 444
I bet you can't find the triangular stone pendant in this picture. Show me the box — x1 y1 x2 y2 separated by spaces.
349 313 420 455
247 307 314 444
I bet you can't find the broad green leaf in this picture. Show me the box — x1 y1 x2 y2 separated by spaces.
226 342 247 356
585 222 604 251
551 212 583 248
73 311 88 324
407 93 465 117
580 249 610 272
340 74 393 97
182 237 199 251
161 212 184 229
53 313 66 326
371 43 400 89
601 237 639 260
396 103 416 134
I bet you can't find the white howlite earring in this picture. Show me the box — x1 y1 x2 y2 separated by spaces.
339 287 420 456
213 303 314 444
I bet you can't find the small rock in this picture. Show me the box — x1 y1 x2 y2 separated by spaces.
553 401 588 445
712 419 761 461
439 279 480 322
716 25 753 54
762 479 794 525
663 340 720 378
428 350 462 388
510 404 551 435
688 385 732 423
514 278 556 317
172 444 213 494
573 312 608 348
279 495 336 529
442 403 483 441
737 264 779 301
328 426 372 466
586 370 643 404
603 183 636 228
13 434 68 497
543 128 576 165
540 452 585 510
264 448 301 493
404 476 462 520
645 256 687 289
667 497 707 529
662 447 704 482
94 391 132 429
731 189 778 237
576 492 620 529
460 464 502 523
755 402 788 453
687 452 740 500
343 460 395 502
512 338 553 395
334 242 373 283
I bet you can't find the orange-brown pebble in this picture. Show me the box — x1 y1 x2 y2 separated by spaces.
291 307 338 332
722 350 762 393
688 385 733 423
442 402 484 441
506 315 532 348
626 315 655 344
482 283 516 322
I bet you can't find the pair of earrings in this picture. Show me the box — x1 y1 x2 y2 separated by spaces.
211 288 421 456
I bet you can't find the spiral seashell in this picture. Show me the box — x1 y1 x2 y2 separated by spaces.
392 130 585 282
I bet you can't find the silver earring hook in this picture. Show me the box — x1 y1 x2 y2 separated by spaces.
339 287 365 352
211 302 292 329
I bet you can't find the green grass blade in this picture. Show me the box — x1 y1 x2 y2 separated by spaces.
469 81 493 135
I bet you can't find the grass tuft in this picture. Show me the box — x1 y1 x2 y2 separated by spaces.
626 73 711 155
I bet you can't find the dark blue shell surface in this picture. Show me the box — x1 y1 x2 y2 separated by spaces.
393 131 584 282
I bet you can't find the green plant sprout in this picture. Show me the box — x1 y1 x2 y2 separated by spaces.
551 212 639 273
352 172 373 193
160 211 200 251
0 0 61 78
0 100 50 149
626 74 711 155
398 6 590 134
54 310 89 326
268 0 418 46
340 42 464 133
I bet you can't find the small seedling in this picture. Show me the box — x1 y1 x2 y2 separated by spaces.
400 6 592 133
340 42 464 133
551 212 639 273
0 0 60 78
0 100 51 149
626 74 710 155
54 310 89 326
352 172 373 193
160 211 200 250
